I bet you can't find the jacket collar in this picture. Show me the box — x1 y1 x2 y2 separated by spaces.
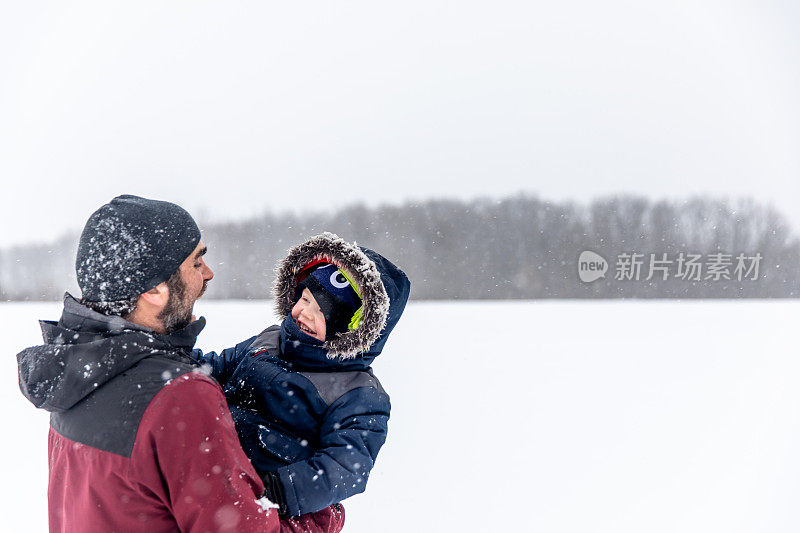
53 293 206 351
18 294 206 413
279 316 376 371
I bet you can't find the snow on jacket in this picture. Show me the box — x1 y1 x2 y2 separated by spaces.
17 293 344 533
195 234 410 517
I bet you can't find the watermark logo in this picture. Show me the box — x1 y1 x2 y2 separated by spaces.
613 252 762 281
578 251 762 283
578 250 608 283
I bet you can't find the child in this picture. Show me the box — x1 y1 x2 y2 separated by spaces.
196 233 410 517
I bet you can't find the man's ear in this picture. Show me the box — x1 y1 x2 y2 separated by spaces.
138 282 169 308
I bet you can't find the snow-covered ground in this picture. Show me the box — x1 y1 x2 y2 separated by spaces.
4 300 800 532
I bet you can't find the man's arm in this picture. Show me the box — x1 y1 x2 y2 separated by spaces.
280 504 346 532
131 372 344 532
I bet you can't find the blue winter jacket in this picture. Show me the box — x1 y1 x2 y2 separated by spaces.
195 236 410 517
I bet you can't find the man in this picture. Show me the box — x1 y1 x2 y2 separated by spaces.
16 195 344 532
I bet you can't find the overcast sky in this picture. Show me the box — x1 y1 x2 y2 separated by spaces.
1 1 799 247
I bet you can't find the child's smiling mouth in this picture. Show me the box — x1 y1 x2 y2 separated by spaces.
298 320 316 336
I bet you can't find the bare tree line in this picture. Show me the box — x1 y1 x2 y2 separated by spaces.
2 194 798 301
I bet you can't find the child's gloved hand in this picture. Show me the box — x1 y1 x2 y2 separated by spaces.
263 472 289 517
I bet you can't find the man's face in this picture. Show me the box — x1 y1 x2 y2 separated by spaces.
291 288 327 341
158 241 214 333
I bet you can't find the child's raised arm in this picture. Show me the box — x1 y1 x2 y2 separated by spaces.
192 335 257 386
193 325 282 386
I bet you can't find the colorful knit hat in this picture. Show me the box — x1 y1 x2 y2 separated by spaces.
296 263 362 339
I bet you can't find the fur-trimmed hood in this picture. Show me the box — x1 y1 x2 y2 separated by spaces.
273 232 410 364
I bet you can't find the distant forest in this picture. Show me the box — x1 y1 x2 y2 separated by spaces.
2 195 799 301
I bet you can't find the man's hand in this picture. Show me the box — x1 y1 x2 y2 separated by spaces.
280 504 345 533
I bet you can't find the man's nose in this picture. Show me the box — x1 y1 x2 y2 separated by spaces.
202 260 214 281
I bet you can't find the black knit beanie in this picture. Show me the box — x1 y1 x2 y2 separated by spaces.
76 195 201 302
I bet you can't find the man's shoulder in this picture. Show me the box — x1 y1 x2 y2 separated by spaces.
135 369 230 445
133 353 205 384
144 368 222 411
50 355 205 457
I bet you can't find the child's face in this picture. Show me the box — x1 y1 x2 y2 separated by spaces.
291 288 327 341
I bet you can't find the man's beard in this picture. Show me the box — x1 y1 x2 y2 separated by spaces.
158 275 208 334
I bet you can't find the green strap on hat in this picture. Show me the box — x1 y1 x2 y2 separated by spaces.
348 306 363 331
337 268 364 331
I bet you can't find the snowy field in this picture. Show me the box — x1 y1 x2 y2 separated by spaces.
4 299 800 532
